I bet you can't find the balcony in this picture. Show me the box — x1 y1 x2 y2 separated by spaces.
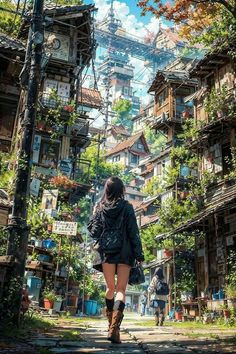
41 92 70 109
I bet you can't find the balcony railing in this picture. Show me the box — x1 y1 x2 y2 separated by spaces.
73 158 91 184
41 92 70 109
70 119 89 138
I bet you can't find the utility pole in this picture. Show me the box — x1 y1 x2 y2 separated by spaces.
2 0 44 324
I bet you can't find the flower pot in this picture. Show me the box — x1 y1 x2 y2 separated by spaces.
44 298 54 309
163 249 172 258
223 309 231 318
182 111 190 118
175 311 183 321
53 300 62 312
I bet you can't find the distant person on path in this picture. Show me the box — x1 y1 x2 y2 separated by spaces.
148 267 169 326
140 291 147 316
88 176 144 344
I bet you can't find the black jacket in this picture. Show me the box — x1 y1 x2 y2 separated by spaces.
88 199 144 272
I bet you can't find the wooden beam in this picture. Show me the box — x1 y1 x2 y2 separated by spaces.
209 60 225 64
55 13 83 21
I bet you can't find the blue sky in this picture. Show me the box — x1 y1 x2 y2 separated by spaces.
84 0 154 26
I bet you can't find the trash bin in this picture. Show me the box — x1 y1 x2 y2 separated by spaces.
91 300 97 315
84 300 93 315
27 276 42 302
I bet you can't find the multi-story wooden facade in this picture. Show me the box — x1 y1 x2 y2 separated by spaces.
141 70 197 205
0 34 25 152
172 47 236 296
17 4 97 199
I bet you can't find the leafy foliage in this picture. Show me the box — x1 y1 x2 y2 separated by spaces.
144 127 166 155
137 0 236 46
112 99 133 131
81 141 123 181
141 176 164 197
0 152 16 196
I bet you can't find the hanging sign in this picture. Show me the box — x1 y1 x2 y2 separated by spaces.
52 221 78 236
30 178 41 197
41 189 58 210
32 134 41 163
59 159 72 178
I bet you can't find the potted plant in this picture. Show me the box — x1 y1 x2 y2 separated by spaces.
53 295 63 312
43 287 57 309
219 304 231 318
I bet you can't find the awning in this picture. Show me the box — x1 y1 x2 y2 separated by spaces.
184 87 207 103
143 256 172 270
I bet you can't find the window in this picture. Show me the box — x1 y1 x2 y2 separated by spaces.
157 88 167 108
137 143 143 150
38 139 60 168
130 153 139 165
112 155 120 162
0 103 16 139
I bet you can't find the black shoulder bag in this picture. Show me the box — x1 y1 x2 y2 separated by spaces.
128 261 145 286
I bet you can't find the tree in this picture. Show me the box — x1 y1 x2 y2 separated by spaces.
0 1 21 35
144 126 166 155
81 141 123 181
137 0 236 46
112 99 133 132
0 1 84 35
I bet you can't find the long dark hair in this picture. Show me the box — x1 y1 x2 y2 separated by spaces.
100 176 125 206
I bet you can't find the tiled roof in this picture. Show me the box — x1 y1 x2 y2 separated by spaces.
106 132 150 157
149 70 197 93
78 88 102 109
161 28 184 46
135 196 159 211
128 200 143 209
126 186 147 197
0 33 25 52
44 4 94 15
141 214 159 228
110 125 130 136
0 197 11 208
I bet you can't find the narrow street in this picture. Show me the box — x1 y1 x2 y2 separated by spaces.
1 314 236 353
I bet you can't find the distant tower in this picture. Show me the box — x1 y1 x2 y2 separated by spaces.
97 0 141 127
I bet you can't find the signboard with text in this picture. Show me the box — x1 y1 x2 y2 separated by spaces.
52 221 78 236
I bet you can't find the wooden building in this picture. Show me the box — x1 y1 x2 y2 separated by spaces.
105 132 150 170
0 34 25 152
171 47 236 297
17 4 98 199
140 70 197 205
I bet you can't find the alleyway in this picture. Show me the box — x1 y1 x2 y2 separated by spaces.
1 314 236 354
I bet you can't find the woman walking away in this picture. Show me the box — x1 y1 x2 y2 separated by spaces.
88 176 144 344
148 267 169 326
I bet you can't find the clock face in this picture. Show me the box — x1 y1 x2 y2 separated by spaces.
45 32 70 62
53 38 61 50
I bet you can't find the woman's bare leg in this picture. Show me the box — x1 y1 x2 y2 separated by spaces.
116 264 131 303
102 263 116 299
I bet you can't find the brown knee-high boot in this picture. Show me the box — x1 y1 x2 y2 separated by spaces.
106 309 113 336
108 310 124 344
